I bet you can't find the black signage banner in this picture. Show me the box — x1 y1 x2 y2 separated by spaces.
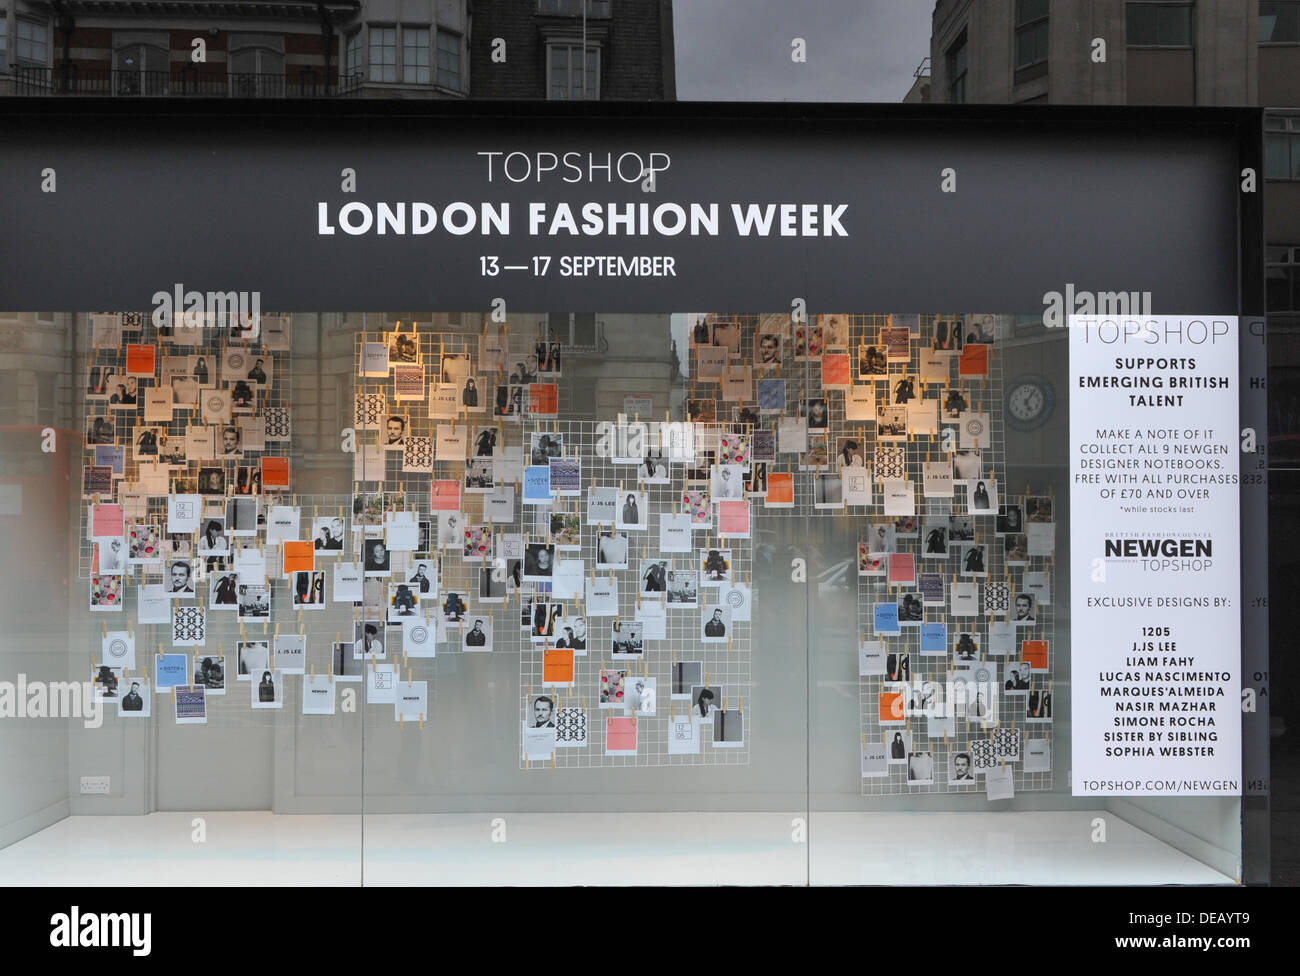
0 101 1249 312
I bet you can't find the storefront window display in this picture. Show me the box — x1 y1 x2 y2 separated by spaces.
0 101 1265 890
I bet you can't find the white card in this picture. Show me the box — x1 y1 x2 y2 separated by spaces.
136 584 170 624
264 506 300 547
167 494 201 535
333 562 364 603
551 559 585 600
882 479 915 516
659 513 692 552
986 765 1015 800
302 674 337 715
639 601 667 640
667 715 700 755
586 578 618 617
1024 738 1051 773
233 547 266 586
393 680 428 722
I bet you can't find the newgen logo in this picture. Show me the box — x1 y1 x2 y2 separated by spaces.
1105 539 1212 558
50 907 151 956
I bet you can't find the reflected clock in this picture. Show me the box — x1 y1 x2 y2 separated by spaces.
1005 374 1055 431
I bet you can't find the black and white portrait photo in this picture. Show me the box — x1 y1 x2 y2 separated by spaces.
196 519 227 556
1015 592 1037 624
313 516 346 551
711 465 744 501
463 618 492 651
952 449 981 481
596 531 629 570
701 548 731 585
948 751 976 784
701 605 731 643
805 396 829 430
198 467 226 495
530 694 556 728
384 414 408 449
907 750 935 785
961 544 987 576
616 491 647 530
210 573 238 608
523 542 555 581
996 504 1024 534
691 685 720 722
167 560 195 595
1004 662 1031 694
236 639 270 677
363 538 391 575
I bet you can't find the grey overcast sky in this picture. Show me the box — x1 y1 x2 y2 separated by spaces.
674 0 933 103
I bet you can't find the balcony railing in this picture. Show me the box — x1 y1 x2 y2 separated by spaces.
12 66 364 97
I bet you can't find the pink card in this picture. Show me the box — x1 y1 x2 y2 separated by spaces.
888 552 916 585
718 500 750 537
91 503 124 539
605 716 638 754
431 479 461 512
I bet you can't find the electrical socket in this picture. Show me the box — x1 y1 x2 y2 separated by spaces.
79 775 110 795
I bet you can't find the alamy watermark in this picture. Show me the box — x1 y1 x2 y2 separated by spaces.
0 674 102 729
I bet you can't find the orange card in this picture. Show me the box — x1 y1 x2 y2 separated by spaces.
820 352 851 390
431 478 461 511
529 383 558 416
1022 639 1049 672
958 344 989 377
765 472 794 507
879 691 905 723
126 344 156 376
543 647 575 685
282 541 313 576
261 456 290 489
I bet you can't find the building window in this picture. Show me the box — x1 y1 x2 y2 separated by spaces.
547 42 599 100
1261 1 1300 42
436 29 461 89
402 27 431 84
1266 116 1300 179
1126 2 1194 47
537 0 611 15
0 17 9 72
345 31 362 77
113 34 169 94
946 30 967 103
16 18 48 64
1015 0 1049 68
369 26 397 83
1267 246 1300 311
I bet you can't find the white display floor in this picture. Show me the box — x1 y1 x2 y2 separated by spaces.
0 810 1235 886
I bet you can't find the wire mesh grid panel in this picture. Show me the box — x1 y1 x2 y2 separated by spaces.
76 313 428 726
848 314 1058 795
518 420 753 769
351 322 571 662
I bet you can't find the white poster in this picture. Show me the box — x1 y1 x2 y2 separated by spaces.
1069 315 1240 796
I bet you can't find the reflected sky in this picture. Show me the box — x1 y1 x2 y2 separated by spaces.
675 0 931 102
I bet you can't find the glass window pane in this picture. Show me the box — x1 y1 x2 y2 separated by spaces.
1292 134 1300 179
1266 133 1290 178
1127 4 1157 44
1017 0 1049 25
1157 5 1191 46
